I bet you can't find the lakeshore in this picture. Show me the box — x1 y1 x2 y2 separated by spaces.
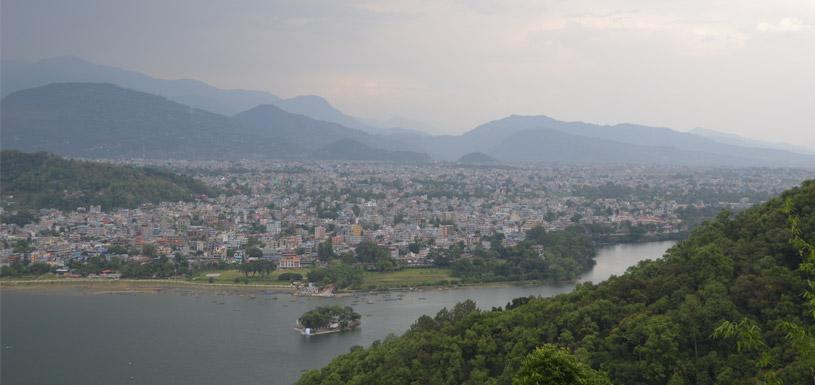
1 239 677 294
1 241 675 385
0 274 569 296
0 278 296 293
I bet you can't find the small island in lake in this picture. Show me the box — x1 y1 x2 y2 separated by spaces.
296 306 361 335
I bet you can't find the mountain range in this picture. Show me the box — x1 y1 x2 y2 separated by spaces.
1 56 408 135
2 57 814 167
690 127 815 155
412 115 815 166
0 83 428 161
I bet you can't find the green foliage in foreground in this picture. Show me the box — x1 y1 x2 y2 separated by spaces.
513 345 610 385
0 150 212 213
296 180 815 385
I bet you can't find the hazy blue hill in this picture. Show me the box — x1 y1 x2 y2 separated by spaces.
690 127 815 155
233 104 427 154
0 56 283 116
0 150 213 211
414 115 559 160
0 57 396 133
233 104 375 150
428 114 815 166
362 116 436 136
278 98 431 136
3 72 813 166
0 82 429 161
311 139 430 162
457 151 499 164
0 82 296 159
488 127 751 165
556 120 814 165
272 95 374 132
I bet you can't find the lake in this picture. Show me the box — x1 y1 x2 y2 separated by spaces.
0 241 675 385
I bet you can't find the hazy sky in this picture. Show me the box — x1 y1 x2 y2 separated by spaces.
2 0 814 146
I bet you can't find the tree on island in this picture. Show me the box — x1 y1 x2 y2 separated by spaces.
299 306 361 330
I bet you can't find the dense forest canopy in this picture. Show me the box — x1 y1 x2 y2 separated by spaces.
296 180 815 385
0 150 212 215
444 226 597 282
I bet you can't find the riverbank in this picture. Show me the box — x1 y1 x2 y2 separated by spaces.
2 241 676 385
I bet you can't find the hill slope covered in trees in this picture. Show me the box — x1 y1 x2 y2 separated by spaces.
0 151 212 213
296 181 815 385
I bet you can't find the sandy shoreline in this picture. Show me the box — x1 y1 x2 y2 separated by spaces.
0 278 296 294
0 276 574 296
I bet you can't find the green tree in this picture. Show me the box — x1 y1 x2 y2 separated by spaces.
1 210 38 226
317 239 335 261
246 246 263 260
513 345 611 385
354 240 391 266
12 239 34 254
142 243 157 257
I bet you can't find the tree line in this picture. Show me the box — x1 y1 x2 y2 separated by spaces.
0 150 213 225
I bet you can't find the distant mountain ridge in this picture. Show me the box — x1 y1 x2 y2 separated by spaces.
410 115 815 167
690 127 815 155
233 104 375 150
0 82 429 162
3 59 814 166
0 82 265 159
1 57 282 116
311 139 430 162
0 56 388 133
457 152 499 164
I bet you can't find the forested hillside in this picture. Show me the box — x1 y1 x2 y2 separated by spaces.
0 151 212 213
296 181 815 385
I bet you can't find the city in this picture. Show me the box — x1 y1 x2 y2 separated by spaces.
2 160 809 285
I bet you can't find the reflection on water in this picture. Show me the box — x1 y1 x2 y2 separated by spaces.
579 240 676 284
1 241 675 385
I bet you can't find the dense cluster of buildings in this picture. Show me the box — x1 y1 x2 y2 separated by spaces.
2 160 811 271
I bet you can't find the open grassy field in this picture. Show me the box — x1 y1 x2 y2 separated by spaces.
192 267 455 289
4 267 458 291
360 268 457 289
190 268 310 285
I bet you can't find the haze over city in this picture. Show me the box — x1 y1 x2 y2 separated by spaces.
2 2 815 385
3 0 814 147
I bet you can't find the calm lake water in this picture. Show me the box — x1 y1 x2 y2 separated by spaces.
1 241 674 385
